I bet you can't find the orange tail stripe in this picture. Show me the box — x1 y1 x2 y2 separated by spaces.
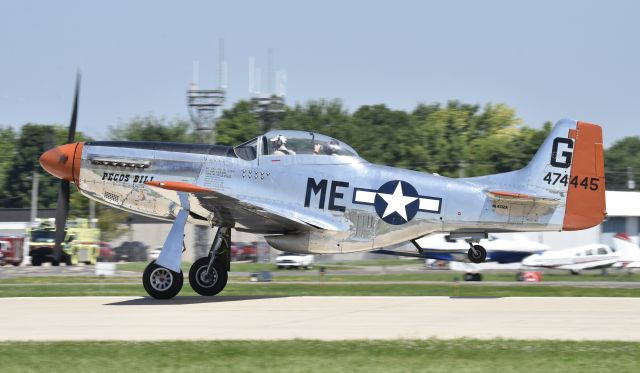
562 121 607 231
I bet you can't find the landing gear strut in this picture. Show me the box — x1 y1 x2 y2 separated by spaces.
467 243 487 264
142 207 189 299
189 227 230 296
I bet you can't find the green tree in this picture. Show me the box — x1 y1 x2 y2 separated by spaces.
0 126 16 196
215 101 262 145
1 124 85 208
109 115 195 142
605 136 640 191
347 104 414 167
410 101 479 176
278 99 351 140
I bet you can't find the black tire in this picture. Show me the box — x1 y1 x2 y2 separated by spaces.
62 254 72 266
188 257 228 296
467 245 487 263
31 256 42 266
142 261 184 299
464 273 474 281
474 273 483 281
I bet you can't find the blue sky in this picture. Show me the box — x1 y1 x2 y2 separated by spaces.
1 0 638 146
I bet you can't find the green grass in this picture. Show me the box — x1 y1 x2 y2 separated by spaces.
280 271 640 282
115 261 193 273
1 280 639 298
114 258 421 273
1 339 638 373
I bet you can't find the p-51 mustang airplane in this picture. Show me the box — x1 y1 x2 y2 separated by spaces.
40 77 606 299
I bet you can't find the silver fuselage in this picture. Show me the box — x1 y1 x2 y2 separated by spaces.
76 140 563 254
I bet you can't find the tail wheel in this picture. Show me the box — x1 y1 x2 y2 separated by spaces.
143 261 183 299
189 257 228 296
467 245 487 263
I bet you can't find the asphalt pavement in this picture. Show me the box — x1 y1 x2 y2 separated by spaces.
1 296 639 341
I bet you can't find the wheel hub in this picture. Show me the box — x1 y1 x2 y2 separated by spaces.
197 266 218 288
150 267 173 291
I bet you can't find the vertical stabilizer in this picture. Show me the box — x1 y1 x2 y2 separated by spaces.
508 119 606 230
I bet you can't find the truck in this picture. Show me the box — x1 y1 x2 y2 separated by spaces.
0 236 24 266
27 218 100 266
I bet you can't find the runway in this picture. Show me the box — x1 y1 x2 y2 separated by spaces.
2 296 640 341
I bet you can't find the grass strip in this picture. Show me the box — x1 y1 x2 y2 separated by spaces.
0 339 638 373
1 282 639 297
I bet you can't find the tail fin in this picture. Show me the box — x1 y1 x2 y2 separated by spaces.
524 119 606 230
612 233 640 261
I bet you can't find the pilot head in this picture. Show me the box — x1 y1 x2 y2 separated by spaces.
323 139 341 155
270 135 287 149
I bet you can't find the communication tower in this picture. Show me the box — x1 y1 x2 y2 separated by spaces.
187 39 227 259
249 48 286 132
187 39 226 144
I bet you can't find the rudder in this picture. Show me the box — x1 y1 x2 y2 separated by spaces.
562 121 606 230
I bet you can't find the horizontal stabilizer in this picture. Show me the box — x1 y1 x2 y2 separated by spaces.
486 190 560 205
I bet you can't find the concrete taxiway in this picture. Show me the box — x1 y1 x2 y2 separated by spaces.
1 296 639 341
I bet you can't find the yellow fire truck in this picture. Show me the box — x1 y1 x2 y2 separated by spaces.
27 218 100 266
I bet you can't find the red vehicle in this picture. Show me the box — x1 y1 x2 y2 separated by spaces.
0 236 24 266
98 242 116 262
231 242 258 262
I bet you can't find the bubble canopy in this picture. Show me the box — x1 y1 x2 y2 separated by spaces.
234 130 359 161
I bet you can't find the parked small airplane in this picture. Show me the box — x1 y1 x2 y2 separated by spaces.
372 233 549 281
40 76 607 298
522 243 618 274
412 233 549 263
611 233 640 270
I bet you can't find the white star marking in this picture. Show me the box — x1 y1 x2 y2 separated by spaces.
378 181 418 221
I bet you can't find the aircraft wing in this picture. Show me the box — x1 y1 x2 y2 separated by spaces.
145 181 347 234
613 261 640 269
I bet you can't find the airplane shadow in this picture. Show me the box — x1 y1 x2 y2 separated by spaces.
105 295 288 306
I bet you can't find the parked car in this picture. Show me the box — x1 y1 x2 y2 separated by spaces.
98 242 116 262
231 242 258 262
114 241 148 262
276 252 314 269
148 247 162 261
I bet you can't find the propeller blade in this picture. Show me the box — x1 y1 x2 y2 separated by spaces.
52 73 81 263
67 71 81 144
53 180 70 262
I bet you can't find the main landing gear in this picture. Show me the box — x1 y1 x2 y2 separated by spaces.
142 226 231 299
467 243 487 264
189 227 230 296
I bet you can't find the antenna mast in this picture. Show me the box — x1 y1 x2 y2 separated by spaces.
187 39 226 145
187 39 227 259
250 48 285 132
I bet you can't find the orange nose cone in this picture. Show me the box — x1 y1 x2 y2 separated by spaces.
39 142 83 182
